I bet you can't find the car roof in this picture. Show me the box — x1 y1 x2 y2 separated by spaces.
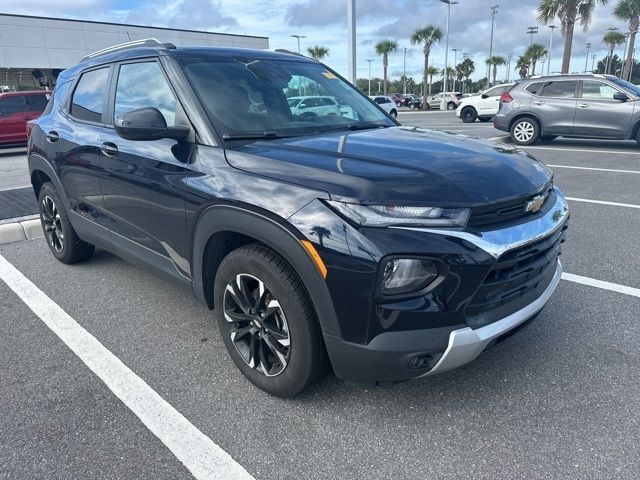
59 41 318 82
521 73 616 82
0 90 50 97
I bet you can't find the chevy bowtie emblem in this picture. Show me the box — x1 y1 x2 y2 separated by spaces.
525 195 544 213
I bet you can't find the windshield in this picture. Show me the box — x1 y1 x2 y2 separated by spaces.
177 56 395 139
609 77 640 96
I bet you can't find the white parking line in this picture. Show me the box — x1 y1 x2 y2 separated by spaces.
566 197 640 209
548 165 640 174
562 273 640 298
524 145 639 155
0 254 254 480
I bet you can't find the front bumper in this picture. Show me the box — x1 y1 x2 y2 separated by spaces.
322 188 569 384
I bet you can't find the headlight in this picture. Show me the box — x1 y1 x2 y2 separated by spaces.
327 201 470 227
381 258 439 295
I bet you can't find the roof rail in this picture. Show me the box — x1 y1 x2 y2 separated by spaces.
274 48 306 58
81 38 176 62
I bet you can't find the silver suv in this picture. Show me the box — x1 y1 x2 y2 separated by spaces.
494 74 640 145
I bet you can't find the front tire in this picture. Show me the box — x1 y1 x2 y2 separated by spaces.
390 109 397 118
38 182 94 264
510 117 540 145
214 244 326 397
460 107 477 123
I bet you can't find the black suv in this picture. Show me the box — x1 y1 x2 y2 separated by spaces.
28 40 569 397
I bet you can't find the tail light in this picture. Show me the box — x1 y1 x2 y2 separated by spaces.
500 92 513 103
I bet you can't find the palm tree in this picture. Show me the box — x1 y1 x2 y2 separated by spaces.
538 0 609 74
307 45 330 60
410 26 443 110
375 39 398 95
485 56 507 84
516 55 531 78
614 0 640 80
457 58 475 93
427 65 440 95
603 30 627 73
525 43 549 75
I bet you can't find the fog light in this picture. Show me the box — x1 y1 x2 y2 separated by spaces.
381 259 438 295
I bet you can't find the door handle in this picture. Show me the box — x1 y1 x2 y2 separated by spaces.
100 142 118 156
533 101 544 105
578 104 590 109
45 131 59 142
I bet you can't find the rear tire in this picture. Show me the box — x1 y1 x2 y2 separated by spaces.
38 182 94 264
510 117 540 145
460 107 477 123
447 102 457 110
214 244 326 397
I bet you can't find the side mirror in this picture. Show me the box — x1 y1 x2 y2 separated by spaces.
481 93 489 99
114 107 190 141
613 92 629 102
299 103 308 109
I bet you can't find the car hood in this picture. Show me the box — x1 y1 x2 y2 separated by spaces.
224 126 553 206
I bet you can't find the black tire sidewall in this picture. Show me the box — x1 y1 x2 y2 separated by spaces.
510 117 540 145
214 246 323 397
461 107 477 123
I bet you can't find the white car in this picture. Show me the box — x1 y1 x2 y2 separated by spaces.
424 92 461 110
456 83 515 123
369 95 398 118
288 96 341 117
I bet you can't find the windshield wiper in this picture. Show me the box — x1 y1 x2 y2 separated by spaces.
314 123 388 135
222 131 287 141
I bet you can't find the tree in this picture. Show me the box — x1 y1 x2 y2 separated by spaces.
516 55 531 78
307 45 330 60
375 40 398 95
525 43 549 75
603 30 627 73
486 56 506 84
457 58 475 93
538 0 609 74
614 0 640 80
410 25 443 109
427 66 440 95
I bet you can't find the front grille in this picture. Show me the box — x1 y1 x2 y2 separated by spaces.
468 183 554 229
465 222 568 329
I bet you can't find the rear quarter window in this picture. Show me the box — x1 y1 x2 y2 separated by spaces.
70 67 110 123
525 82 544 95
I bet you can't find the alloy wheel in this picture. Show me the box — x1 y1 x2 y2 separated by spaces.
223 273 291 377
41 195 64 253
513 121 535 143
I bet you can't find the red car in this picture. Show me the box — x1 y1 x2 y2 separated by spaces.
0 91 50 146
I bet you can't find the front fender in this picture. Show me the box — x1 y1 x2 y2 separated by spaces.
191 204 341 338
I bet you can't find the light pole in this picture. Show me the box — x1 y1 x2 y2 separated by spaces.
547 25 556 75
439 0 458 109
506 54 512 82
452 48 460 91
366 58 373 95
487 4 499 83
591 54 597 73
527 26 539 46
403 47 407 94
620 33 629 78
585 42 591 73
347 0 356 83
377 81 381 94
630 48 636 80
290 34 306 53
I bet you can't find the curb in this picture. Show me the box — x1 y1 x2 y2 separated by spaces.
0 218 44 245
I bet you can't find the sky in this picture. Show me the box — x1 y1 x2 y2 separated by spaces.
0 0 630 81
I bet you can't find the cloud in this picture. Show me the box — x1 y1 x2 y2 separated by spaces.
125 0 238 30
286 0 397 27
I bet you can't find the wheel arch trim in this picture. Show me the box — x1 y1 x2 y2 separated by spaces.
28 153 70 207
191 204 341 338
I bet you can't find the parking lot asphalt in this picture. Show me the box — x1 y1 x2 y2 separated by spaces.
1 111 640 479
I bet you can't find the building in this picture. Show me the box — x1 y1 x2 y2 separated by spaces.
0 13 269 91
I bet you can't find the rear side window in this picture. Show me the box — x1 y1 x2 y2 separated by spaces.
114 62 177 126
71 67 110 123
540 81 578 98
26 94 49 111
0 96 27 115
525 82 544 95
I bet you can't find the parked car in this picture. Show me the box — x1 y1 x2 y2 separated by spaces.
287 95 341 117
424 92 460 110
495 74 640 145
0 90 50 145
29 39 569 397
390 93 406 107
370 95 398 117
408 96 424 109
457 83 515 123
